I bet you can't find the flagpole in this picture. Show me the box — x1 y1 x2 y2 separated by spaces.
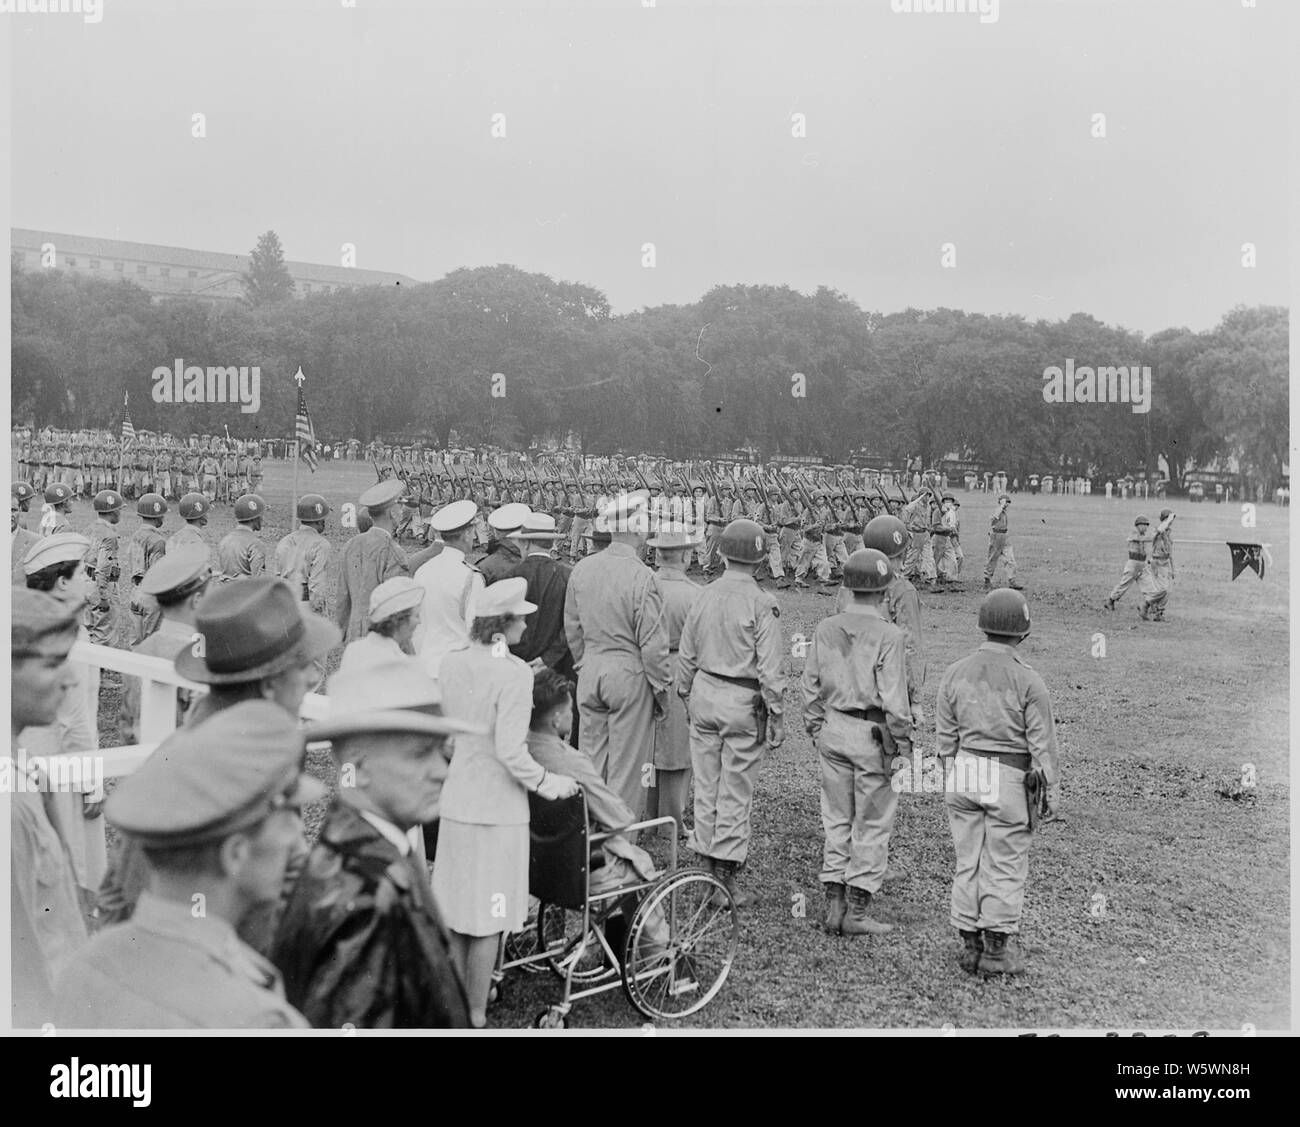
292 368 303 531
118 391 127 493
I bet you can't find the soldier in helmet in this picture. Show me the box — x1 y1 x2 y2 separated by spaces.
124 493 169 644
171 492 214 560
801 548 911 936
85 489 125 646
275 494 334 614
936 588 1059 976
43 482 75 537
677 517 786 906
984 494 1022 590
1104 514 1151 612
1138 509 1176 621
933 494 961 589
12 485 41 584
217 494 269 582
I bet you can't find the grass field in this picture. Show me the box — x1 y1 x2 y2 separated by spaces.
40 458 1290 1031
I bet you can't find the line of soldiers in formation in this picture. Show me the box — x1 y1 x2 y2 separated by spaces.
11 449 1061 1029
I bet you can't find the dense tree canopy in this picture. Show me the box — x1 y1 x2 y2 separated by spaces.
10 254 1289 491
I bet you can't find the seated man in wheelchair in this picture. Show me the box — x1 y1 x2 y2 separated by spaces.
527 668 668 949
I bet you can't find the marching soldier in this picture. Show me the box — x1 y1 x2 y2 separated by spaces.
900 487 937 586
1139 509 1176 621
275 494 334 615
701 482 732 576
984 493 1022 590
217 493 269 582
677 517 786 906
199 449 220 502
801 548 911 936
936 589 1059 975
1104 514 1150 612
123 493 168 644
934 494 961 588
85 489 125 646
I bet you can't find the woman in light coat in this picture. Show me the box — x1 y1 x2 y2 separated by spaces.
433 578 579 1027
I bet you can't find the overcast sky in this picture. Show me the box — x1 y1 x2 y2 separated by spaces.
6 0 1290 334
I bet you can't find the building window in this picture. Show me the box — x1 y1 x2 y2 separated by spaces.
136 264 147 276
160 267 170 278
114 261 124 271
90 259 100 269
188 270 197 279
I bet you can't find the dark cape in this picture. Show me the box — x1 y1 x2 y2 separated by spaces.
269 801 470 1029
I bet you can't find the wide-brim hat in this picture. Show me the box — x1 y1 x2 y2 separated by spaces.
510 512 565 540
647 524 702 549
176 578 341 684
309 658 486 743
474 575 537 617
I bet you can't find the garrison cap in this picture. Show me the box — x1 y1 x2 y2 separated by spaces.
23 532 91 576
359 478 406 510
430 499 478 534
105 702 326 847
11 586 80 656
139 543 212 598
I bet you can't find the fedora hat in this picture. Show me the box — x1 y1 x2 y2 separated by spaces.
175 578 341 685
509 512 565 541
646 523 701 549
309 658 486 743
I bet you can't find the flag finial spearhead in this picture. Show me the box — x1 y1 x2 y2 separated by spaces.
294 366 305 387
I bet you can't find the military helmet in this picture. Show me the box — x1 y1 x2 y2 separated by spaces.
1159 508 1172 520
297 493 330 521
978 588 1032 638
137 493 167 517
1135 514 1150 526
842 548 893 592
12 482 35 503
862 514 909 560
179 492 210 521
719 518 768 564
45 482 73 505
93 489 125 513
234 494 266 523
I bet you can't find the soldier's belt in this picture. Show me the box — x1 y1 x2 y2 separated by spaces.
1127 552 1147 561
781 522 800 529
705 519 726 526
958 747 1032 771
700 671 761 691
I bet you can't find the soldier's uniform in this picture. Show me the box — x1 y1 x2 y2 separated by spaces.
1139 511 1175 620
336 479 411 646
677 531 786 881
123 515 167 645
564 495 671 822
200 454 220 501
984 495 1019 588
701 489 731 573
934 496 960 582
936 596 1059 974
900 492 937 582
217 524 268 581
1104 516 1150 611
84 501 123 646
647 544 704 839
275 526 333 615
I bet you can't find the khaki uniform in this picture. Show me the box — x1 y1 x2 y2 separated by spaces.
984 504 1016 584
1108 529 1149 605
1139 516 1175 618
564 541 671 823
901 495 936 581
123 524 167 644
336 526 411 645
677 569 786 865
120 618 197 744
84 516 121 646
274 526 333 614
216 525 268 582
647 566 703 835
801 605 911 893
936 642 1059 935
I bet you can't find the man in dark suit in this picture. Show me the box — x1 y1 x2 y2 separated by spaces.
270 659 481 1028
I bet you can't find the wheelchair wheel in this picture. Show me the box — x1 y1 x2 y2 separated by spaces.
503 901 550 974
621 868 738 1021
533 1007 569 1029
538 902 619 984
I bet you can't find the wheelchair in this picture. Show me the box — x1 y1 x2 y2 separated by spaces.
496 790 739 1027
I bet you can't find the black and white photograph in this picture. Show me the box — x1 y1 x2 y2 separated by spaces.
4 0 1293 1053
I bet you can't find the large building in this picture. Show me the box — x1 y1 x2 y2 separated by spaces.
11 228 417 304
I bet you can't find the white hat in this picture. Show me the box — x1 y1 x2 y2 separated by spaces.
430 499 478 534
598 490 651 533
488 503 531 532
359 478 405 509
473 576 537 617
510 512 565 541
23 532 90 575
368 576 423 623
311 659 485 742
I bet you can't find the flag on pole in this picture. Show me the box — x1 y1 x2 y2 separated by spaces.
295 385 318 472
121 392 135 447
1227 541 1266 580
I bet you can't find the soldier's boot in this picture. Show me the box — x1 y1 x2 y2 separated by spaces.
977 930 1025 975
1137 600 1150 621
1008 581 1024 590
840 886 893 936
1103 598 1115 612
958 929 983 973
983 578 992 590
714 859 754 909
775 575 792 589
822 882 847 935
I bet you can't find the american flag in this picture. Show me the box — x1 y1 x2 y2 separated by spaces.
121 392 135 446
295 385 318 472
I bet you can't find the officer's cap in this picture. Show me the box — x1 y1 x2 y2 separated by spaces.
11 587 80 656
430 499 478 534
106 701 326 847
139 543 212 599
23 532 91 576
359 478 406 510
488 502 531 532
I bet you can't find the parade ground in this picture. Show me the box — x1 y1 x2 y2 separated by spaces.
68 458 1290 1031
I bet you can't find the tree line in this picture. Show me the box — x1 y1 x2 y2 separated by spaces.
9 246 1289 493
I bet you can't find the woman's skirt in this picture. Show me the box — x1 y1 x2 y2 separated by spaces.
432 819 530 937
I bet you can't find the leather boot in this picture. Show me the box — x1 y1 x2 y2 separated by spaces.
840 886 893 936
714 859 754 908
822 883 846 934
977 930 1025 975
958 929 983 973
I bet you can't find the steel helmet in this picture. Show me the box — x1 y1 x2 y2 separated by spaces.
862 514 909 560
1159 508 1172 520
297 493 330 521
93 489 125 513
11 482 34 504
44 482 73 505
234 494 266 523
842 548 893 592
136 493 168 517
978 588 1032 638
719 518 767 564
179 492 211 521
1135 514 1150 526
